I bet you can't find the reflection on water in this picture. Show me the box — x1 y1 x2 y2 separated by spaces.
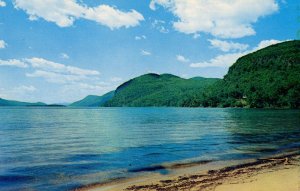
0 108 299 190
226 109 300 153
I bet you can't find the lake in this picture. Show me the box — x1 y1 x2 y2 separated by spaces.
0 108 299 191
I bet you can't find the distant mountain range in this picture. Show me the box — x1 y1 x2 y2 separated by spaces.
0 98 66 107
0 98 47 107
1 40 299 108
70 91 114 107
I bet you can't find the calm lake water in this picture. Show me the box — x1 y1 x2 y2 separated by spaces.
0 108 299 191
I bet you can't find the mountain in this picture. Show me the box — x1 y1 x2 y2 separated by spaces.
70 91 114 107
184 40 300 108
104 73 220 107
0 98 47 106
4 40 298 108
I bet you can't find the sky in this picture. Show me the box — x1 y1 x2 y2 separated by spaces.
0 0 299 103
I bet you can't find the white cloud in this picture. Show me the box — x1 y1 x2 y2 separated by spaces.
149 0 156 10
77 82 110 91
0 56 117 103
0 57 100 77
60 53 69 59
253 39 283 51
0 85 37 101
0 59 28 68
26 70 89 84
0 40 7 49
149 0 172 11
151 19 169 33
135 35 146 40
0 1 6 7
141 50 152 56
209 39 249 52
193 33 200 39
190 52 245 68
150 0 278 38
0 57 99 85
84 5 144 29
110 77 122 82
25 57 100 76
13 0 144 29
180 74 189 78
190 39 284 68
15 85 36 92
24 68 115 103
146 70 159 74
176 55 189 63
24 58 101 84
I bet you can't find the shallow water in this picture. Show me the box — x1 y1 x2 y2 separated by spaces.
0 108 299 191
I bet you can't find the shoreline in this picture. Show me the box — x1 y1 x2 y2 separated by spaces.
75 152 300 191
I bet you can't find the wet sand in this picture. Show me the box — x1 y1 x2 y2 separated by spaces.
76 152 300 191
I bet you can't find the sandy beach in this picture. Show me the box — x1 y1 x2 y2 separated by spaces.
76 152 300 191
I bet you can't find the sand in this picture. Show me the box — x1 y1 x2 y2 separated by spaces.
77 153 300 191
215 167 299 191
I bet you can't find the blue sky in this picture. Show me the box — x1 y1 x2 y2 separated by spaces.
0 0 298 103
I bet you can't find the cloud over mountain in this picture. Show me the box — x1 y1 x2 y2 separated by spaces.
150 0 278 38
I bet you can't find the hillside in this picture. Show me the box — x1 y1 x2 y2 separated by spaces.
184 40 300 108
4 41 298 108
104 74 220 107
0 98 47 106
70 91 114 107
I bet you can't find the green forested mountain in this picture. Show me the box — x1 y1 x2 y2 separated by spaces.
184 40 300 108
70 91 114 107
105 40 300 108
0 98 47 106
104 73 220 107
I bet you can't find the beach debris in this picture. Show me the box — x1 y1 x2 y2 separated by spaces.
124 154 299 191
